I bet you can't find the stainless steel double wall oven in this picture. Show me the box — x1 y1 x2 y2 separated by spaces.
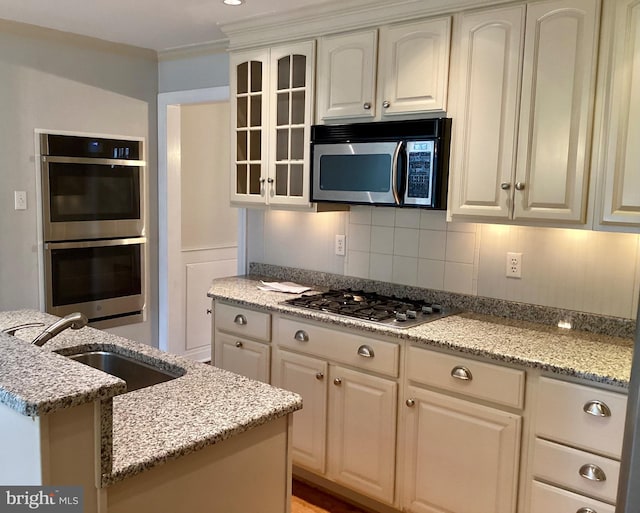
41 134 146 327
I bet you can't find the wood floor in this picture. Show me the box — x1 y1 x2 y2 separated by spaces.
291 480 368 513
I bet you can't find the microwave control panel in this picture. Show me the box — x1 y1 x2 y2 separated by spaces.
405 140 435 205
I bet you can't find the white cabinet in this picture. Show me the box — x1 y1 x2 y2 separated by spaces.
597 0 640 228
449 0 600 223
530 377 628 510
213 302 271 383
401 347 523 513
272 317 399 505
316 17 450 122
230 41 314 207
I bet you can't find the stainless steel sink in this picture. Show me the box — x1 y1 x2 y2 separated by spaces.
66 351 182 391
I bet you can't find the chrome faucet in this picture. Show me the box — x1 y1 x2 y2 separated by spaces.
30 312 89 346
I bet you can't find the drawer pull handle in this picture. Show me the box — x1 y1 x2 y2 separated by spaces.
294 330 309 342
315 372 324 380
233 314 247 326
579 464 607 482
406 398 415 407
583 400 612 418
451 366 473 381
576 508 597 513
334 378 342 386
357 345 375 358
235 341 243 348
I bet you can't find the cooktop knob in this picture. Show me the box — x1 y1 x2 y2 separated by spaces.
422 305 433 314
396 312 408 322
432 304 442 313
406 310 417 319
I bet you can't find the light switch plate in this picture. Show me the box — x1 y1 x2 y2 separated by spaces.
14 191 27 210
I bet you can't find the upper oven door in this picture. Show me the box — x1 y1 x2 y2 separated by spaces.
311 142 401 205
41 156 145 241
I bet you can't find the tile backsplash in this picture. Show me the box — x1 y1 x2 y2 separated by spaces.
347 207 480 295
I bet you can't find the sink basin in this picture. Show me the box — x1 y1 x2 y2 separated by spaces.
66 351 182 391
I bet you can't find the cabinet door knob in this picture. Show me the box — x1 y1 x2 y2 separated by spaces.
451 366 473 381
382 100 391 108
500 182 511 190
294 330 309 342
267 177 274 184
406 398 415 407
333 377 342 386
578 463 607 482
363 102 371 110
583 400 612 418
233 314 247 326
235 341 243 348
206 308 212 315
515 182 526 191
576 508 597 513
357 345 375 358
315 372 324 380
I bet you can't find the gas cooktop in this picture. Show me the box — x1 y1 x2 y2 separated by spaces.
283 289 457 329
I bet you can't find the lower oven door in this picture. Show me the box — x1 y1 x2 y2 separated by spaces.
44 237 146 325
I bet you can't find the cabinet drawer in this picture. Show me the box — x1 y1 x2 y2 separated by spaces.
530 480 615 513
215 302 271 342
276 318 400 377
535 377 627 458
532 438 620 504
214 332 270 383
406 346 525 409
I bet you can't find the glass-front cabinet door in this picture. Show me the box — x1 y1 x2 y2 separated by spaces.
230 42 314 207
230 49 270 205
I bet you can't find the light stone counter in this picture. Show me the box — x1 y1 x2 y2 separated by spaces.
207 275 633 389
0 310 302 486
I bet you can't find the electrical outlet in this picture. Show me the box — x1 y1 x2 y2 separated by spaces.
506 252 522 278
335 234 346 256
14 191 27 211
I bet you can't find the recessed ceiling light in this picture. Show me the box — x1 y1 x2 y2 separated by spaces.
223 0 244 5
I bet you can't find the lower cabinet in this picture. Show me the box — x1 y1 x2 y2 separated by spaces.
214 332 270 383
401 386 521 513
272 346 398 504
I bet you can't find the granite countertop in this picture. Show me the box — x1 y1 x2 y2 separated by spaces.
0 310 302 486
207 275 634 389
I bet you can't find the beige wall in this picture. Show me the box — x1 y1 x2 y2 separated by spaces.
0 20 158 343
180 102 237 250
248 207 640 320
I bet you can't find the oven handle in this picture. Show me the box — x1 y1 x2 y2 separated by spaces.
42 156 145 166
391 142 403 206
44 237 147 250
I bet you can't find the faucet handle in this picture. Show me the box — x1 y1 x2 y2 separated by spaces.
1 322 45 336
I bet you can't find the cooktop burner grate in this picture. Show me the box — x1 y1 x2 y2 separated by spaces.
283 289 456 328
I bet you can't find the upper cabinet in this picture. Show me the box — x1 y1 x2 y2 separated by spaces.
230 41 315 207
448 0 600 223
316 17 451 122
596 0 640 230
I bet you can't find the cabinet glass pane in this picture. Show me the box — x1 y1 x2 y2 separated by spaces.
291 128 304 160
236 164 247 194
276 165 288 196
250 95 262 127
291 91 305 125
250 61 262 92
249 130 261 160
236 131 247 161
276 129 289 161
237 97 247 128
277 93 290 126
292 55 306 88
290 164 303 196
278 56 291 90
249 164 261 194
237 62 248 94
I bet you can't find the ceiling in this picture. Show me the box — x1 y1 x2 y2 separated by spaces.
0 0 338 52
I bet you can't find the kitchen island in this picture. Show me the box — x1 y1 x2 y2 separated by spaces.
0 310 302 513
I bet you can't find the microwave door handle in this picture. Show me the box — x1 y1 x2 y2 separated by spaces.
392 142 403 205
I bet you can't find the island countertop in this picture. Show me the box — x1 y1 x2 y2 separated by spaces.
207 275 633 389
0 310 302 485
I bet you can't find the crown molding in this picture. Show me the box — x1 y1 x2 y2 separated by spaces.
157 39 230 61
220 0 514 50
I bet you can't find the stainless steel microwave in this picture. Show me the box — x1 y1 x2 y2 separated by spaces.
311 118 451 208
